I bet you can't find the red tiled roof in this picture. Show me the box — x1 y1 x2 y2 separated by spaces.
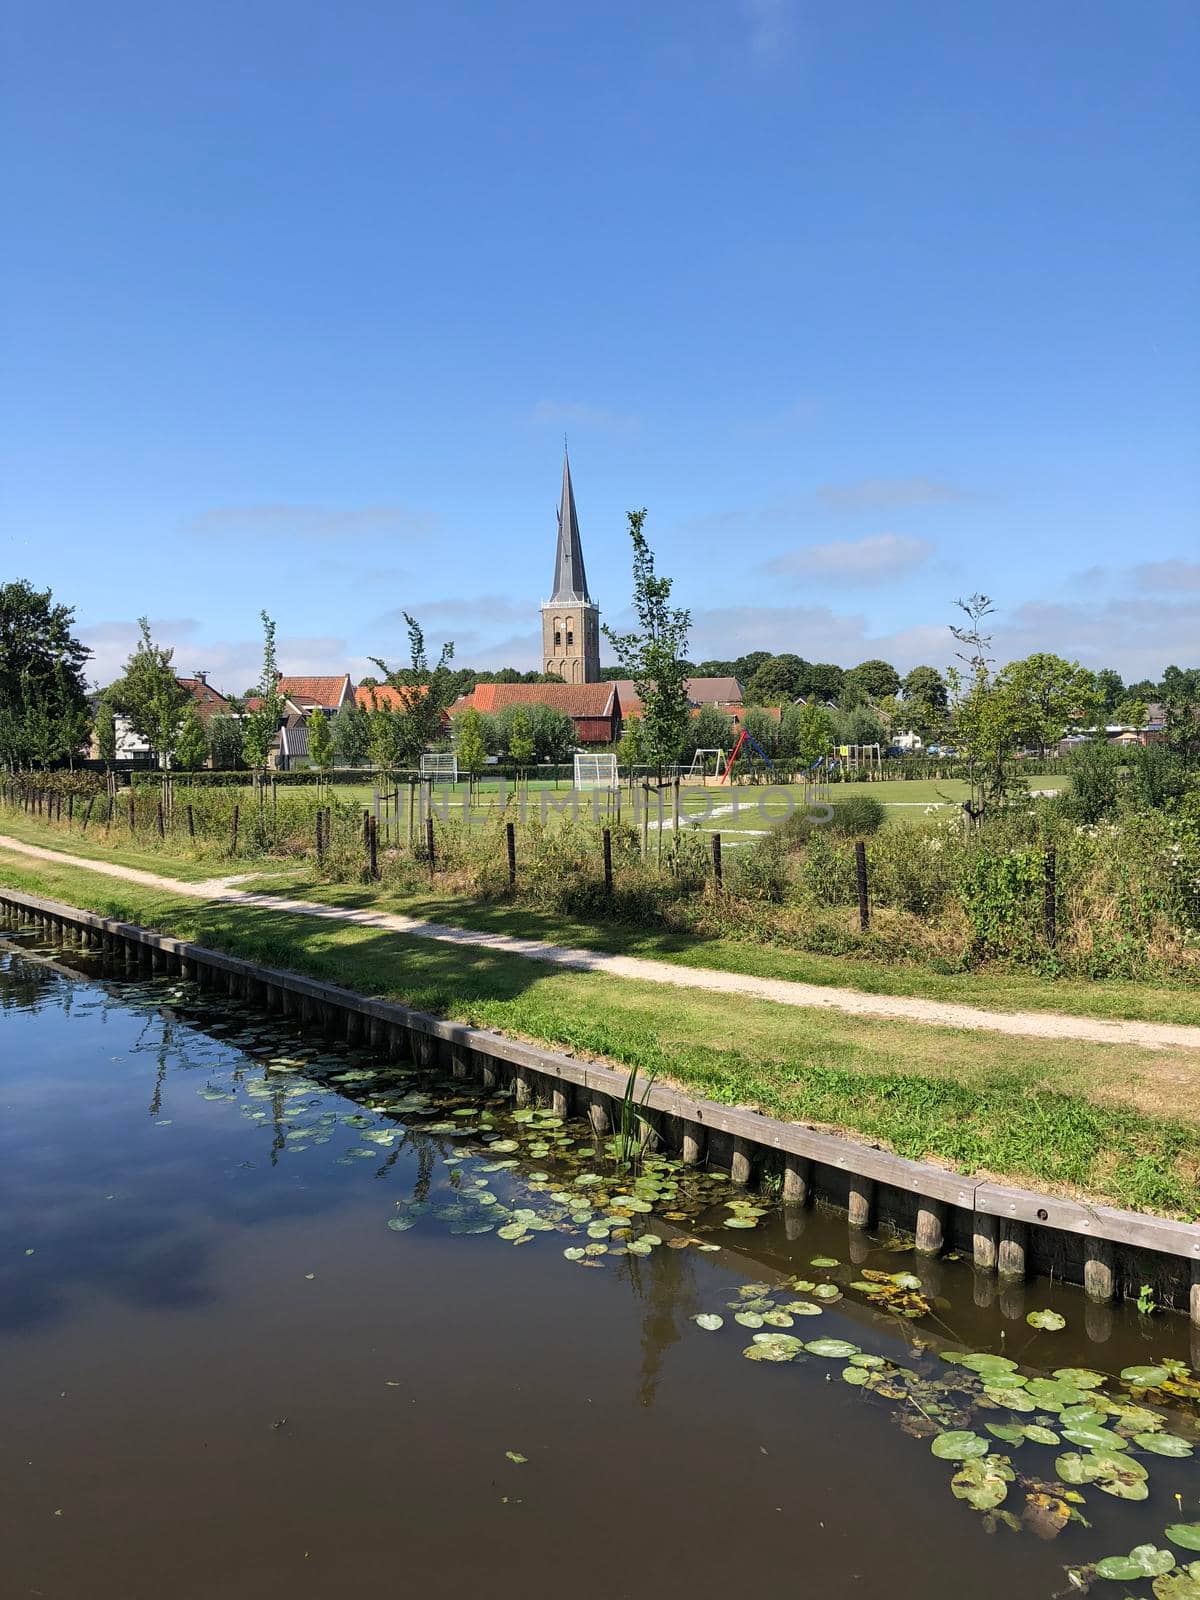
176 678 232 722
354 683 427 712
458 682 619 718
276 674 351 709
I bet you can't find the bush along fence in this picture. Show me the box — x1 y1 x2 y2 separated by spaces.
2 772 1198 981
2 884 1198 1330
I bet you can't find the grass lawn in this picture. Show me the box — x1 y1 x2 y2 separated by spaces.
2 846 1197 1220
3 806 1197 1029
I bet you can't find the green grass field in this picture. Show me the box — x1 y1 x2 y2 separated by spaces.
2 846 1197 1221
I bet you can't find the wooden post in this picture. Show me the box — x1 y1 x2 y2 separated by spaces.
407 780 415 847
855 839 869 930
915 1199 946 1256
362 808 370 867
847 1176 874 1228
368 815 378 880
506 820 517 887
129 793 136 833
782 1154 811 1206
711 831 723 887
156 799 165 839
602 827 613 895
426 814 435 873
997 1218 1027 1280
1082 1236 1115 1302
681 1123 705 1165
672 776 680 837
640 783 649 860
186 803 195 840
68 793 74 828
1043 846 1057 948
81 796 94 833
972 1212 999 1272
730 1138 754 1187
230 803 239 856
316 808 324 863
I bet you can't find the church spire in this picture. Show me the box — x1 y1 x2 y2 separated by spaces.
549 449 591 604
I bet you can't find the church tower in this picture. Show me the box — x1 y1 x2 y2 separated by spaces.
541 450 600 684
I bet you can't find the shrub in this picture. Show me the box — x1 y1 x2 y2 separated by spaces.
830 795 886 836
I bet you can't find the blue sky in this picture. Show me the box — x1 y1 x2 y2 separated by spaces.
2 0 1197 692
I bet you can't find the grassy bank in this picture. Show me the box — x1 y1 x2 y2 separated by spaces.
3 807 1200 1027
2 845 1198 1221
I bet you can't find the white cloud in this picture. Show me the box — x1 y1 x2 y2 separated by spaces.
816 478 973 513
766 533 934 586
1132 559 1200 593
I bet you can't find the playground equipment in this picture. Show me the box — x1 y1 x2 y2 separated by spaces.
836 743 882 778
574 753 618 790
720 728 774 783
685 748 728 783
420 752 458 784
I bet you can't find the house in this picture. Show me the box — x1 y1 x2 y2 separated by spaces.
88 671 234 764
611 676 744 722
452 681 622 746
276 674 354 715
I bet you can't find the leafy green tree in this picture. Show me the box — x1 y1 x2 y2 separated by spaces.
617 714 644 775
843 658 901 704
745 653 806 705
899 664 948 742
682 703 734 764
794 700 834 768
307 706 335 780
370 614 456 768
603 509 692 780
209 715 245 770
996 652 1097 755
0 579 91 768
796 662 844 702
946 594 1021 817
507 708 535 779
454 706 488 796
109 618 190 767
1095 668 1125 715
95 695 117 768
1160 665 1200 758
241 612 285 773
366 706 405 772
332 703 370 766
174 704 209 771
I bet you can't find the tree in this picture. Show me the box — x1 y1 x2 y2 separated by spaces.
1095 668 1125 716
946 593 1021 817
208 715 245 771
844 658 900 704
796 662 844 702
370 614 456 768
996 652 1097 755
900 664 948 741
95 695 117 768
1160 665 1200 758
332 703 370 766
682 704 734 765
602 509 692 780
745 653 806 705
454 707 488 796
241 612 285 773
617 714 644 776
507 708 535 780
0 580 91 768
366 706 404 773
794 701 834 768
174 704 209 771
308 706 335 780
109 618 190 767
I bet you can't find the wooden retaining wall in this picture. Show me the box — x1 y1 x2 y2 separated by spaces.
2 884 1198 1327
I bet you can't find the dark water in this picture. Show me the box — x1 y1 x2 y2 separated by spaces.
1 930 1197 1600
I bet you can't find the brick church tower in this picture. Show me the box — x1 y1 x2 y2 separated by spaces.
541 450 600 683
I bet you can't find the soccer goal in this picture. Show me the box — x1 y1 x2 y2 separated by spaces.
687 748 728 781
420 752 458 784
574 753 618 789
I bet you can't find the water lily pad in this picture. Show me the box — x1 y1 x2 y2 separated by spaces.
1167 1527 1200 1554
951 1455 1012 1510
743 1332 804 1363
693 1314 723 1332
1135 1432 1193 1458
488 1140 520 1153
724 1217 758 1229
505 1450 527 1464
1154 1562 1200 1600
983 1386 1037 1414
931 1430 989 1461
1061 1423 1128 1451
497 1223 531 1241
1122 1365 1171 1388
735 1311 765 1329
1055 1450 1148 1500
1094 1546 1176 1581
762 1310 795 1328
810 1256 839 1267
804 1338 861 1359
1024 1425 1061 1446
1026 1309 1067 1332
1053 1368 1106 1390
961 1353 1019 1378
1025 1378 1085 1410
812 1284 842 1302
386 1216 416 1232
986 1423 1027 1446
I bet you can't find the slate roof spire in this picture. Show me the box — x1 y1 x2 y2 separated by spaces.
550 449 592 604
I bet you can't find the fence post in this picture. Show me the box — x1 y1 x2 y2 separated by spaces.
186 803 195 840
1043 846 1057 948
425 814 435 874
506 820 517 887
316 808 325 863
603 827 613 895
712 831 723 888
81 796 94 834
855 839 870 931
68 793 74 828
368 815 378 880
672 776 680 837
231 803 239 856
129 794 136 834
640 784 649 860
156 799 165 840
407 781 415 846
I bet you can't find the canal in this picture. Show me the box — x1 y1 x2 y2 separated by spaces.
1 925 1197 1599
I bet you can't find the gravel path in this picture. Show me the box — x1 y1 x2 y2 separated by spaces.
3 833 1199 1052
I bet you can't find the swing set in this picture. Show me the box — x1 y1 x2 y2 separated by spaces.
719 727 775 783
